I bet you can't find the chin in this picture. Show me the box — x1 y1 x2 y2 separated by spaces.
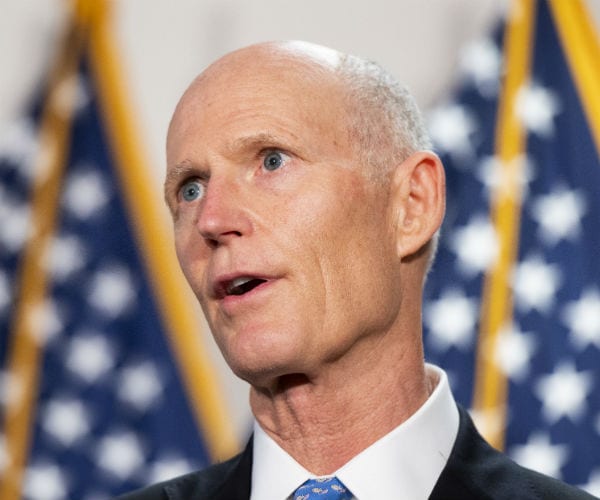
223 340 307 388
211 317 312 382
228 359 295 389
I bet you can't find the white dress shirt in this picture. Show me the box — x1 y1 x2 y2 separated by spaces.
250 364 460 500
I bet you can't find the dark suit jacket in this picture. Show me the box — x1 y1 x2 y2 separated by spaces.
117 406 596 499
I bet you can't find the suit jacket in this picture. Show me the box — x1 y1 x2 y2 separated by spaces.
117 405 596 499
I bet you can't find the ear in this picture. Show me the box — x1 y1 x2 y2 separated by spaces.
390 151 446 259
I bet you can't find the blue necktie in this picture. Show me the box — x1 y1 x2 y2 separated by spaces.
293 477 353 499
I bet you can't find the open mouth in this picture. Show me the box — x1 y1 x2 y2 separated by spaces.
225 277 268 296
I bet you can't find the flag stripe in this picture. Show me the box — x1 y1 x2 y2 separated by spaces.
548 0 600 156
84 0 238 460
472 0 536 449
0 15 87 500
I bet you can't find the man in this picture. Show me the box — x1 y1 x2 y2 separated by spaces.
119 41 594 499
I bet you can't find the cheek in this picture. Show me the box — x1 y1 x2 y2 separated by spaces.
312 192 400 326
173 221 206 290
173 223 191 268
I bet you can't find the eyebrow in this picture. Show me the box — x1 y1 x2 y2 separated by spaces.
163 160 205 205
165 161 199 187
163 131 299 202
224 131 297 156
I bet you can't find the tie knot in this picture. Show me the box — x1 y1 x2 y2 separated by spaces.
293 476 353 499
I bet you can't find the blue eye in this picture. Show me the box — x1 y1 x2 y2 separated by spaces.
263 151 284 171
180 180 204 202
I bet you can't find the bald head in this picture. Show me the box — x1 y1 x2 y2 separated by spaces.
207 40 343 74
170 41 432 182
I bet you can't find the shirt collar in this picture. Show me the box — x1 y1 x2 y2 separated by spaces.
250 364 459 500
251 420 311 500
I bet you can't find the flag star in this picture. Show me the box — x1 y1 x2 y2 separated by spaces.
88 265 136 318
65 331 115 383
512 255 561 313
562 287 600 350
62 168 109 219
515 82 561 137
530 187 586 245
509 433 568 479
96 431 145 480
42 398 90 446
73 75 91 113
147 455 195 483
449 214 498 276
581 468 600 497
52 74 90 119
459 37 502 97
118 360 163 411
0 370 25 409
534 362 593 423
493 323 536 381
0 117 38 170
596 413 600 436
26 299 63 346
23 462 69 500
477 154 534 201
469 406 506 444
0 196 31 253
427 104 477 157
44 234 87 282
424 288 478 351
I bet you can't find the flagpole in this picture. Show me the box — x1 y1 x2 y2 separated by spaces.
0 5 91 498
85 0 239 461
548 0 600 157
472 0 536 450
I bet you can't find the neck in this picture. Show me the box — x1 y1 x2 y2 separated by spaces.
249 333 433 475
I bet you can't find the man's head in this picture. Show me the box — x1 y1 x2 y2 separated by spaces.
164 41 445 387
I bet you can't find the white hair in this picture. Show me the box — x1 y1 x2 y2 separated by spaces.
336 54 433 181
335 54 439 271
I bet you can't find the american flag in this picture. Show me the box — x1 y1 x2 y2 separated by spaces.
423 0 600 495
0 5 235 499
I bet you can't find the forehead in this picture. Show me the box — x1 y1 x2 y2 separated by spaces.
190 43 344 103
167 47 352 160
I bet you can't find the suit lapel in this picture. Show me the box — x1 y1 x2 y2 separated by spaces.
428 405 497 499
165 438 253 500
211 440 253 500
428 406 476 499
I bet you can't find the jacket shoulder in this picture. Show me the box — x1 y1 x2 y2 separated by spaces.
115 442 252 500
430 406 596 500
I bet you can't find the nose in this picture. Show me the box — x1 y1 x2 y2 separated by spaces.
195 176 252 247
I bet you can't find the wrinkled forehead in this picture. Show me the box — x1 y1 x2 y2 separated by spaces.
167 42 353 153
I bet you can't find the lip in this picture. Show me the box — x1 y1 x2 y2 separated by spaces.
210 271 272 298
208 269 281 310
212 274 277 315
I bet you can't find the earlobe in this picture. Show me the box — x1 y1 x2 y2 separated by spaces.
391 151 446 259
